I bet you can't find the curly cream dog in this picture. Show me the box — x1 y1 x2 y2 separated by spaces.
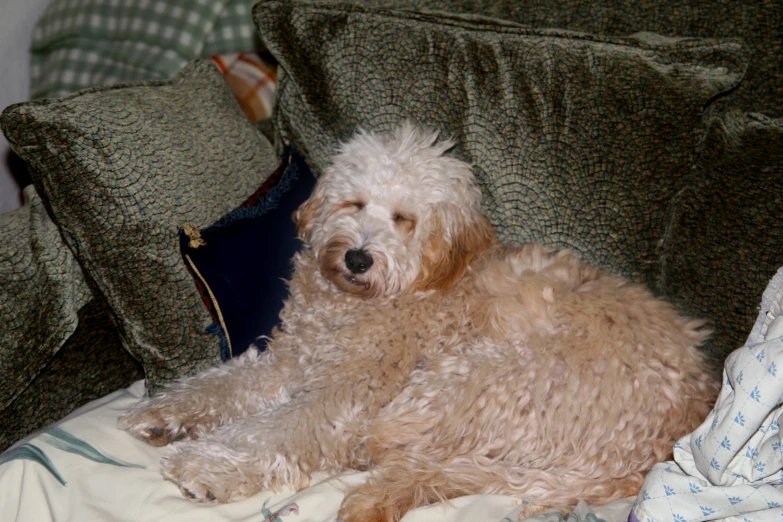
119 123 717 521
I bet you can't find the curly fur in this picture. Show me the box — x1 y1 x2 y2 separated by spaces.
119 123 718 521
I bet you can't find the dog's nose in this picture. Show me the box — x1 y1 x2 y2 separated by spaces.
345 249 374 274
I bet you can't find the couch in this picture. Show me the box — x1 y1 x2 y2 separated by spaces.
0 0 781 520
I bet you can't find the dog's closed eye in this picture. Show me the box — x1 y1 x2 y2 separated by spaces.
335 201 365 213
393 212 416 232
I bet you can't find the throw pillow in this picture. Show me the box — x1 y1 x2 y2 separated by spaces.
255 0 748 291
1 60 279 393
180 148 316 361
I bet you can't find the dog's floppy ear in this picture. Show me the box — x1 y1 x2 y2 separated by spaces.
412 205 494 292
293 193 325 241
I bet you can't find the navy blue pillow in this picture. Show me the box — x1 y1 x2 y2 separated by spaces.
179 148 316 360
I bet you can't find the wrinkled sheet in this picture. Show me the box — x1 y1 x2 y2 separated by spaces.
0 379 633 522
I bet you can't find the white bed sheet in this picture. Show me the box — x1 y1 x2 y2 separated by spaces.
0 380 633 522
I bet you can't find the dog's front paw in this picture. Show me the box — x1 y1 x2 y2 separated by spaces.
118 399 218 447
161 442 263 503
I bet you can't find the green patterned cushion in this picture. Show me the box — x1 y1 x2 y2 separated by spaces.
0 297 143 452
340 0 781 117
256 1 747 289
1 60 279 393
660 113 783 367
0 186 93 412
0 185 143 451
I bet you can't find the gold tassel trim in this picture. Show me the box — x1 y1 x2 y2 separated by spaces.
181 222 207 248
183 253 233 358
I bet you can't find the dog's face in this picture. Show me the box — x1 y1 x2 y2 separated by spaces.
294 123 494 298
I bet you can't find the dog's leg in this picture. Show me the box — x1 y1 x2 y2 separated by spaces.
118 348 300 446
338 452 574 522
338 355 568 522
338 381 488 522
339 449 479 522
157 381 379 504
339 346 652 521
158 407 311 503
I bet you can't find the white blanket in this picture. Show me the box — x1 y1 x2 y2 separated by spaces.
632 267 783 522
0 379 633 522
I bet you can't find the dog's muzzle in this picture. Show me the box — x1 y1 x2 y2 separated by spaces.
345 249 373 274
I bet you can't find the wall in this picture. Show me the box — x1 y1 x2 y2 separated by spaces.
0 0 54 215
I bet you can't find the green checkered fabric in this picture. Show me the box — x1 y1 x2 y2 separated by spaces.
31 0 260 99
203 0 262 57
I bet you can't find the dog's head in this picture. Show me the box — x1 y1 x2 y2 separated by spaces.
294 122 494 298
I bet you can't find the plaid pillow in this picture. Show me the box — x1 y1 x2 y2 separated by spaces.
210 51 277 123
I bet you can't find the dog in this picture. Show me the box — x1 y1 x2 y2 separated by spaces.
119 123 717 522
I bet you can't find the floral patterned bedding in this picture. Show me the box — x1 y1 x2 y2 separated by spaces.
0 380 633 522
